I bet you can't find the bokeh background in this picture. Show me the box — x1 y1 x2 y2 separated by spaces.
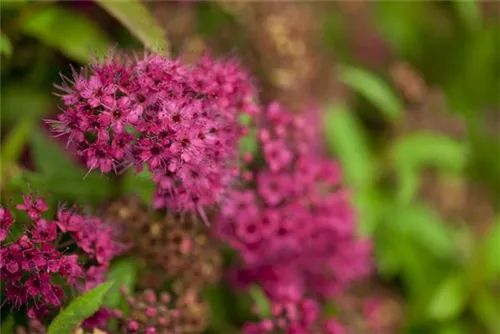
1 1 499 333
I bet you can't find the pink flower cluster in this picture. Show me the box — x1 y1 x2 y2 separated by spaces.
216 102 372 332
49 52 259 213
0 195 125 319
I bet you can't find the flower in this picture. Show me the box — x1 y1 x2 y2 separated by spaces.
0 206 14 241
49 51 259 214
0 194 125 320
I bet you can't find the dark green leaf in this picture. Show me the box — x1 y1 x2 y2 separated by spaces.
21 6 111 63
0 85 51 128
248 285 271 318
453 0 481 32
471 288 500 333
339 66 403 121
0 30 12 57
104 257 138 311
1 118 34 165
122 169 155 204
95 0 168 54
428 275 467 321
47 282 114 334
0 314 14 334
324 104 375 190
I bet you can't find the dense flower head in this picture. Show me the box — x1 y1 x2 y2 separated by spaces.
0 194 125 319
49 51 259 214
216 102 372 302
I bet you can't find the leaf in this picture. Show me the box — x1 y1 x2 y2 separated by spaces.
453 0 481 32
47 282 114 334
122 169 155 204
391 133 468 203
471 288 500 333
248 285 271 318
428 275 467 321
338 66 403 121
324 104 375 190
104 257 137 311
0 314 14 334
21 6 111 63
482 220 500 282
31 128 82 177
1 118 34 165
0 85 52 128
95 0 168 54
0 30 12 57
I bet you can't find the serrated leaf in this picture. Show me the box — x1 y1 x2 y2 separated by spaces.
1 30 12 57
104 257 137 311
21 6 111 63
248 285 271 318
48 282 114 334
95 0 168 54
0 314 14 334
339 66 403 121
428 275 467 321
324 104 375 190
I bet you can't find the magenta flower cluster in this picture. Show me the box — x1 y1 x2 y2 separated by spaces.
49 52 259 213
0 195 125 319
216 102 372 332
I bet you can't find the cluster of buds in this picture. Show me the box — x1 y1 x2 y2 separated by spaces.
104 197 221 293
48 51 259 217
1 195 125 320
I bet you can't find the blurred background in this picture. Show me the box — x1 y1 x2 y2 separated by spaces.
1 1 499 333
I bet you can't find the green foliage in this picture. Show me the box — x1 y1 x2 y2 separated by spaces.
21 5 111 63
122 169 155 204
429 275 467 321
248 285 271 318
47 282 114 334
95 0 168 54
339 66 403 121
0 30 12 57
0 314 14 334
104 257 138 311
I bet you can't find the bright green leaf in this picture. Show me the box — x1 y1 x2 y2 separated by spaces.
104 257 138 311
324 104 375 190
1 118 33 165
428 275 467 321
21 6 111 63
339 66 403 121
453 0 481 32
391 133 468 202
48 282 114 334
0 314 14 334
248 285 271 318
95 0 168 54
482 220 500 281
0 30 12 57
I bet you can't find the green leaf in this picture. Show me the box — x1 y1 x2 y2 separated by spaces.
0 314 14 334
471 288 500 333
21 6 111 63
122 169 155 204
391 133 468 203
453 0 481 32
0 30 12 57
104 257 138 311
1 118 34 165
339 66 403 121
95 0 168 54
31 128 82 177
428 275 467 321
324 104 375 190
248 285 271 318
47 282 114 334
1 85 52 128
482 220 500 281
